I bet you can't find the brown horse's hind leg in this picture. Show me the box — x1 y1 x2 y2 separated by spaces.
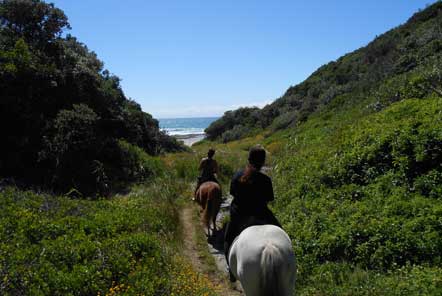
212 213 217 232
213 193 222 233
206 208 211 237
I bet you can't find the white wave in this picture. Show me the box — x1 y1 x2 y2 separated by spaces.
162 127 206 136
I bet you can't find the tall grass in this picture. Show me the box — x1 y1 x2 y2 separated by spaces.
0 172 220 295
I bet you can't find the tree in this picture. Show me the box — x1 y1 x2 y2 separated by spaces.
40 104 101 193
0 0 70 47
0 0 183 194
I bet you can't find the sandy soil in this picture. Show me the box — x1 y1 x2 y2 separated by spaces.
174 134 206 146
180 201 243 295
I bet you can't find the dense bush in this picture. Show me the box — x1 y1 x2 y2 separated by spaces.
270 98 442 294
221 124 252 143
0 185 176 295
0 0 183 195
323 99 442 189
39 104 103 194
114 140 165 182
0 181 220 295
270 112 297 131
204 107 261 140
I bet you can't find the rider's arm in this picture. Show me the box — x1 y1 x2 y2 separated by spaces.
198 158 205 171
213 160 219 175
265 177 275 202
230 174 238 197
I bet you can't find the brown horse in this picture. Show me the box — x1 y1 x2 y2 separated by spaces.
195 181 222 236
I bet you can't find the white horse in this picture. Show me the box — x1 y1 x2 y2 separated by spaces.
228 225 296 296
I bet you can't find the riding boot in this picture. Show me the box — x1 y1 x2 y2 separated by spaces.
193 180 201 201
224 241 230 264
193 176 207 201
229 268 236 282
224 237 236 282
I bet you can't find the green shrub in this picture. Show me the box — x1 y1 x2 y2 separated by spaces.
270 112 297 131
40 104 103 194
269 98 442 293
221 124 252 143
0 181 182 295
116 140 165 182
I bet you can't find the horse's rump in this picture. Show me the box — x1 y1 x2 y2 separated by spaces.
229 225 296 296
196 181 222 234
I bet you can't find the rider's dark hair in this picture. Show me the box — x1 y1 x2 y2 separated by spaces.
240 145 266 183
208 148 215 159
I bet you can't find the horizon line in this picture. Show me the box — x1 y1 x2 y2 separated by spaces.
156 115 221 120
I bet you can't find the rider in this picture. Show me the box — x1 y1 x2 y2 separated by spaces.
195 148 219 197
224 145 281 281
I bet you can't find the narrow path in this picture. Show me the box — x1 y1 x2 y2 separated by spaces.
180 206 204 271
180 203 243 296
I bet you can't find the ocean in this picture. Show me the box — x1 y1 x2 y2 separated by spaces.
159 117 219 136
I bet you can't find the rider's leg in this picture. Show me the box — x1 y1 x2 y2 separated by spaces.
224 222 231 264
193 178 202 200
224 222 238 282
263 207 282 228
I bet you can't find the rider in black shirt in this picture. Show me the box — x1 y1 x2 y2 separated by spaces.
230 169 275 216
224 146 281 280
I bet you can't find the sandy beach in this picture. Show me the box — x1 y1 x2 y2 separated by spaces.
174 133 206 146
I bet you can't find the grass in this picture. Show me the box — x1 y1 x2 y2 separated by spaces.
0 172 220 295
3 98 442 295
190 205 221 277
268 97 442 295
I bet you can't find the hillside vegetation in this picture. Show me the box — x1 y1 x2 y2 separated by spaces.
2 0 442 295
186 99 442 295
0 173 222 295
206 2 442 142
0 0 183 196
199 2 442 294
268 97 442 295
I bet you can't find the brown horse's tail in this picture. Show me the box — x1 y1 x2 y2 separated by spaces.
202 182 222 228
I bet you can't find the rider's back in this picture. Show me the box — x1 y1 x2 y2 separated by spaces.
230 170 274 216
200 157 218 179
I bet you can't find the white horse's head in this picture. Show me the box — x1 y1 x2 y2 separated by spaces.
229 225 296 296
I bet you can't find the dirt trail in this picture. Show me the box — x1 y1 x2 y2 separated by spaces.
180 203 243 295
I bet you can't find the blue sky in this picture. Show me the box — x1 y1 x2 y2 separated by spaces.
51 0 433 118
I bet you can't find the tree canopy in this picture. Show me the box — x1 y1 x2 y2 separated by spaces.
0 0 183 195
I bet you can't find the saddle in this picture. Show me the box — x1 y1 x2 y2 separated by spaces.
236 215 269 234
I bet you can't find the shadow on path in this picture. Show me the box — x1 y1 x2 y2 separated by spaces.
207 226 226 251
205 196 244 293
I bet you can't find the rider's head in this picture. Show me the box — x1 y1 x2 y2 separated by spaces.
248 145 266 170
240 145 266 183
208 148 215 159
